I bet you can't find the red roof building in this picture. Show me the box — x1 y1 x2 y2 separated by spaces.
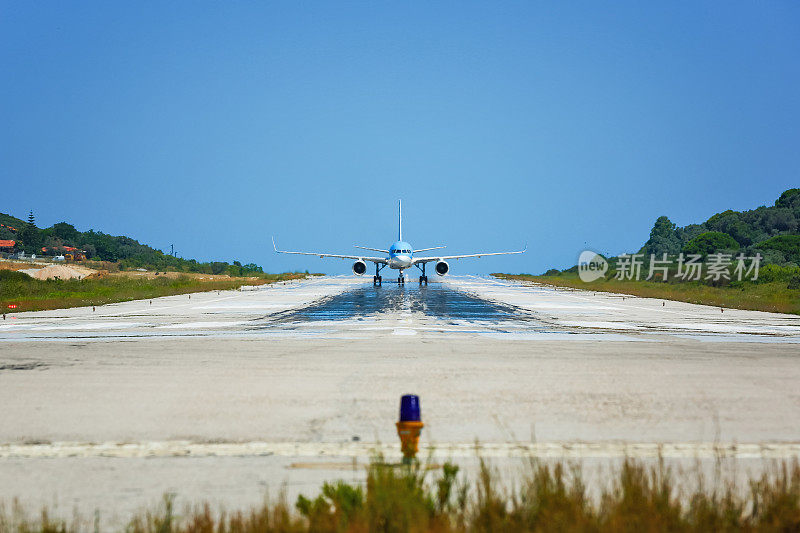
40 245 87 260
42 245 84 253
0 240 16 248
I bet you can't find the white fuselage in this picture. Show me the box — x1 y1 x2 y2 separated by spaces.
388 254 412 269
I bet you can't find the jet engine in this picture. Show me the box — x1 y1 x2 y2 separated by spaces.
352 260 367 276
435 260 449 276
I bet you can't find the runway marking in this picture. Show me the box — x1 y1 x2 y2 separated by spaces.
5 276 341 324
98 276 335 318
2 441 799 460
463 275 687 316
463 276 800 338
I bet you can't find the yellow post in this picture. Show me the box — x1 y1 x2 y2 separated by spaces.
396 420 424 464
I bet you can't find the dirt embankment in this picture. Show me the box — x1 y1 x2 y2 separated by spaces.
2 261 266 284
19 264 97 280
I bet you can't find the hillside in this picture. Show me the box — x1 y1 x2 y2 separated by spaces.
0 211 267 276
0 212 26 240
496 188 800 314
640 188 800 265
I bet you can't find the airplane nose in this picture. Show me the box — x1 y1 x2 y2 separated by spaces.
392 255 412 268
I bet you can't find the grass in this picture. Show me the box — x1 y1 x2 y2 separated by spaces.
492 273 800 315
2 456 799 532
0 270 317 313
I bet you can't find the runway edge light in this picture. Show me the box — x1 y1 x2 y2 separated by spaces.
396 394 424 465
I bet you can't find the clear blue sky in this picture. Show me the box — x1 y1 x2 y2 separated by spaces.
2 2 798 274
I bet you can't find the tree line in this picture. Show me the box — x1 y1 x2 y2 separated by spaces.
640 188 800 265
0 212 266 276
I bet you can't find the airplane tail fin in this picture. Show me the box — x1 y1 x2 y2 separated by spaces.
398 199 402 241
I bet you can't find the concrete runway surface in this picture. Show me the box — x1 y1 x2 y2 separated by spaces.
1 275 799 527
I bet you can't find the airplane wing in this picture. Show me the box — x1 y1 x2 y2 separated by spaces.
354 245 390 254
413 245 526 264
413 246 446 253
273 238 388 264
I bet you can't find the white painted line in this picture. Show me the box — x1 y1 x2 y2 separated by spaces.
2 441 799 460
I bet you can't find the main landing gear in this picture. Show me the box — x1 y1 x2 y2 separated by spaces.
416 263 428 285
373 263 385 286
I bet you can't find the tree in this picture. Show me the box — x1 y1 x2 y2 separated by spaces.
210 262 228 275
683 232 740 256
704 210 758 244
52 222 80 243
775 188 800 209
642 216 682 255
82 243 97 259
18 211 42 253
242 263 263 273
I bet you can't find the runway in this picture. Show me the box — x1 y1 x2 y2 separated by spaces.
1 275 799 527
2 275 798 342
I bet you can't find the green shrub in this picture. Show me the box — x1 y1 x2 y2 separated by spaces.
757 235 800 264
0 270 30 282
757 264 800 283
5 456 800 532
683 232 740 256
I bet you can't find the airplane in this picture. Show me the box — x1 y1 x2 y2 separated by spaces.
273 200 525 285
